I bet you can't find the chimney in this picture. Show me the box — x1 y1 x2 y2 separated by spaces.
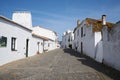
77 19 80 26
12 11 32 28
102 15 106 26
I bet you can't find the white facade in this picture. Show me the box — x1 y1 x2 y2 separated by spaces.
30 35 44 54
73 20 97 58
73 18 113 61
61 30 74 49
102 21 120 71
32 26 58 51
63 15 120 71
0 11 59 66
0 15 44 65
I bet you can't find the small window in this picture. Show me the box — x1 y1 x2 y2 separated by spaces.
81 27 83 38
0 36 7 47
77 29 79 36
37 42 40 45
41 42 43 45
74 33 76 39
68 36 70 42
48 43 50 47
11 37 17 51
84 27 86 37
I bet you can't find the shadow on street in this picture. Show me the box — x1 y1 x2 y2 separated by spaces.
63 48 120 80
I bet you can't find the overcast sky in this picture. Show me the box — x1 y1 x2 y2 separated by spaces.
0 0 120 40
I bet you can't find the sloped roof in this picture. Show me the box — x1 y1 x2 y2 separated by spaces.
0 15 32 31
73 18 115 33
73 27 77 33
85 18 115 32
73 21 84 33
32 26 56 41
34 26 57 36
32 33 54 41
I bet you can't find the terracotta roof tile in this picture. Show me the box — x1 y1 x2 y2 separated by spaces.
86 18 115 32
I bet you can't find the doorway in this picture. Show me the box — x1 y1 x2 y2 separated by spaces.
81 42 83 54
37 42 40 54
26 39 29 57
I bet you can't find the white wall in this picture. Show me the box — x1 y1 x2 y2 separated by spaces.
72 29 78 50
29 36 43 56
32 26 58 51
83 25 95 58
0 18 31 65
74 20 104 60
95 32 102 47
32 26 56 41
95 41 103 63
48 40 57 51
61 35 65 48
73 21 95 58
43 40 57 51
0 17 43 66
73 22 102 59
94 32 103 63
61 33 67 48
103 23 120 71
61 30 74 49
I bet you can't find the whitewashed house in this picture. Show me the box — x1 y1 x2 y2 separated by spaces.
0 11 49 65
32 26 59 52
0 16 42 65
73 15 114 61
72 20 81 51
102 20 120 71
61 30 74 49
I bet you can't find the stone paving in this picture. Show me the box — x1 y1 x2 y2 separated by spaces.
0 49 120 80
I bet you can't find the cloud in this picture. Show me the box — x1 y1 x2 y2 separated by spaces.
31 11 76 40
32 10 77 29
32 10 71 20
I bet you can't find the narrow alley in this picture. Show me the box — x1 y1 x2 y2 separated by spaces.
0 49 120 80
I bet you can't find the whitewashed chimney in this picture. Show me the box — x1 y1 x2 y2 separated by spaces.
77 19 80 26
12 11 32 28
102 15 106 26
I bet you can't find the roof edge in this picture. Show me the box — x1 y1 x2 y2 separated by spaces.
0 15 32 31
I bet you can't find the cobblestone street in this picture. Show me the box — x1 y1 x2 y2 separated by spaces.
0 49 120 80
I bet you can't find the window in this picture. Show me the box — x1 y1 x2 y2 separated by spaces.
68 36 70 42
37 42 40 45
81 27 83 37
0 36 7 47
74 33 76 39
84 27 86 36
48 43 50 47
77 29 79 36
11 37 17 51
41 42 43 45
